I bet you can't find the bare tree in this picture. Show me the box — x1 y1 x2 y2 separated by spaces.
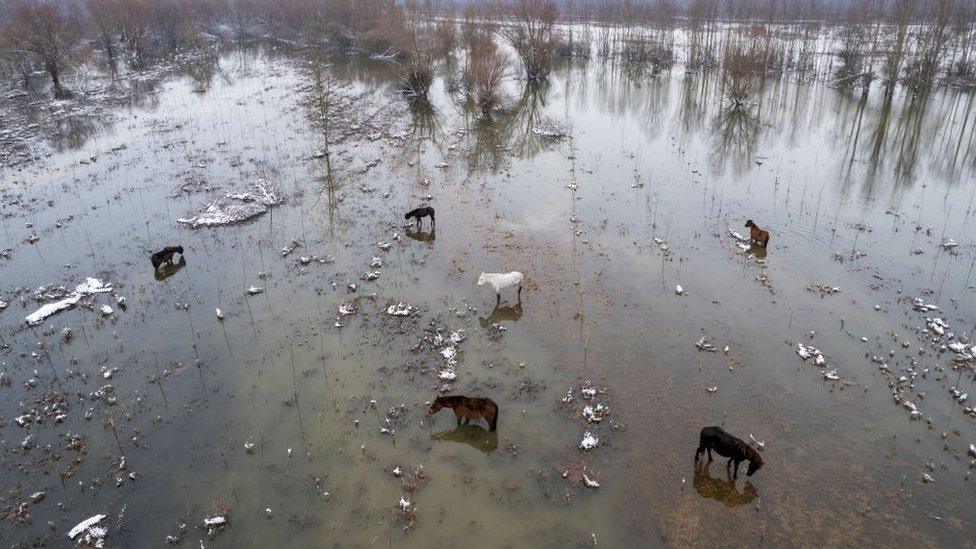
5 1 81 98
498 0 557 81
882 0 916 92
87 0 119 67
464 37 509 115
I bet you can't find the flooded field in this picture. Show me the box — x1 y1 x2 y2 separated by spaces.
2 39 976 547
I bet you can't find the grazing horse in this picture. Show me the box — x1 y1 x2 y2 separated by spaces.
151 246 184 270
428 395 499 431
404 207 435 228
694 426 764 479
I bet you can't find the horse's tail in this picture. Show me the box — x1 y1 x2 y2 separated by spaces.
490 404 499 431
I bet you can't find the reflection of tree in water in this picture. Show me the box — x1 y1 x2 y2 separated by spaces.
710 104 761 176
693 461 758 508
44 114 108 153
677 74 713 136
589 61 669 139
183 48 223 93
834 81 976 201
408 97 441 143
403 96 446 187
117 77 161 110
302 56 343 231
458 79 554 173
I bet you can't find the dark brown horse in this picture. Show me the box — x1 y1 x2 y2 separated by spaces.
151 246 184 270
428 395 498 431
694 426 764 479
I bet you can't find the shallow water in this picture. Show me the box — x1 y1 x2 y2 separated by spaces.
1 42 975 547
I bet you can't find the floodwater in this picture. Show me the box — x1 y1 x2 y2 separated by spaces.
1 40 975 547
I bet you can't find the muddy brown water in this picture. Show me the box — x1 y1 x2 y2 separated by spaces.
1 43 975 547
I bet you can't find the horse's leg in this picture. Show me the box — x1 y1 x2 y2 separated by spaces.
496 292 501 306
518 285 522 299
707 448 713 462
695 445 703 463
733 460 740 479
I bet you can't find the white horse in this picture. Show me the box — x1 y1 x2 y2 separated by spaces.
477 271 524 304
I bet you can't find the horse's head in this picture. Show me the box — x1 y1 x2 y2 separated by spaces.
477 273 488 286
744 220 755 228
427 398 444 415
746 451 764 476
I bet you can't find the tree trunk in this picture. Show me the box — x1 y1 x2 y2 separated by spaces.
46 60 67 98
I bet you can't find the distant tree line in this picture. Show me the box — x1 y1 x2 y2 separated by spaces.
0 0 972 100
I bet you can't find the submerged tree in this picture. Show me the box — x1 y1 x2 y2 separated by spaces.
5 1 81 98
464 38 509 115
498 0 557 81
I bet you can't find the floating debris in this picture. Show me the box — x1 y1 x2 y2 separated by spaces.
728 229 750 242
807 283 841 295
25 277 112 326
582 403 609 422
67 514 107 545
911 297 939 312
386 302 414 316
695 337 718 352
675 285 684 296
338 303 356 316
796 343 826 366
582 474 601 488
531 119 568 138
246 286 264 296
178 183 283 228
580 431 599 451
281 239 300 257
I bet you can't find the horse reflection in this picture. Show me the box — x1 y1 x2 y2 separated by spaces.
154 257 187 281
478 302 523 329
748 244 767 259
431 424 498 453
693 461 758 508
405 227 435 242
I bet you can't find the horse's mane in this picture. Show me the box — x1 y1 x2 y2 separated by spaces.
736 439 763 463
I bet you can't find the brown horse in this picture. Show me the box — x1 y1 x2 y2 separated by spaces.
428 395 498 431
744 220 770 248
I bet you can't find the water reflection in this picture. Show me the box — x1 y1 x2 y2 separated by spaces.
431 424 498 453
408 98 441 142
711 105 761 176
405 227 436 243
459 80 554 173
478 302 523 329
693 461 758 508
154 257 187 281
